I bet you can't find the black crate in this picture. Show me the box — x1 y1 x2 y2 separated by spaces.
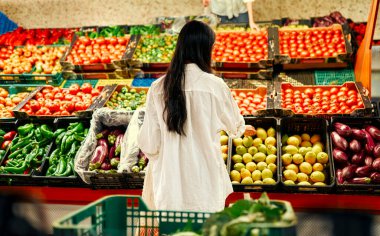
227 117 280 192
31 117 90 187
89 173 128 189
279 117 335 192
125 172 145 189
372 102 379 117
0 119 55 186
331 117 380 193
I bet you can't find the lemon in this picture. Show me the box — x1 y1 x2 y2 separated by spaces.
230 170 241 182
299 162 313 175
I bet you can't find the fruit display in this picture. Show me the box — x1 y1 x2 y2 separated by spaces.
332 120 380 185
348 22 380 46
19 83 101 116
0 123 53 174
0 46 14 62
89 128 125 173
132 34 177 63
282 19 309 29
131 150 148 173
130 25 161 35
230 123 278 186
0 27 77 46
0 128 17 158
0 87 29 118
216 25 247 32
278 26 347 58
220 131 228 165
105 86 147 111
212 31 268 62
281 132 330 186
66 35 129 65
0 45 66 75
231 89 267 116
45 122 88 177
280 83 364 115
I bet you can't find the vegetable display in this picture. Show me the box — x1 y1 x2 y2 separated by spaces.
0 45 66 75
281 133 330 186
312 11 347 27
130 25 161 35
212 31 268 62
105 87 147 111
19 83 101 116
132 34 177 63
220 131 228 165
279 27 346 58
0 128 17 158
333 121 380 185
90 128 125 173
46 122 87 177
231 90 267 116
0 123 52 174
280 84 364 114
230 126 277 185
0 27 77 46
66 35 129 65
0 87 29 118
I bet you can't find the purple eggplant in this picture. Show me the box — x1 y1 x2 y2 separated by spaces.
365 156 374 167
355 166 372 177
333 148 349 164
373 144 380 158
331 132 348 151
365 125 380 141
342 165 357 180
370 172 380 183
109 145 116 160
89 145 108 171
351 150 365 165
372 158 380 172
96 130 110 140
101 162 112 171
351 129 366 140
334 122 351 137
349 139 362 153
348 177 371 184
363 129 375 154
97 138 108 148
114 134 124 156
336 169 344 184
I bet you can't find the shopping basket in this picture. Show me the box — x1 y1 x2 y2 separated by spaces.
53 195 210 236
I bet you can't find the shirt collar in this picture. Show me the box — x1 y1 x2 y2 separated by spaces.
185 63 201 72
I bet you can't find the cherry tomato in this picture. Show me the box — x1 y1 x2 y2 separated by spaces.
69 84 80 95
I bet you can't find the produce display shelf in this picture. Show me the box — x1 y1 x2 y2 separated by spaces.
3 186 380 214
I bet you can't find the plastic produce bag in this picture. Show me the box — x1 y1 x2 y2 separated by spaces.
118 108 146 173
74 107 133 184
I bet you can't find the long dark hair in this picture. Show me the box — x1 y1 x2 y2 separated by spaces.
163 20 215 135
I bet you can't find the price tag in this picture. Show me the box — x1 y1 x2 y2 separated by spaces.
96 79 133 87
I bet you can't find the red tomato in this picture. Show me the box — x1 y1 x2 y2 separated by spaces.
61 110 70 116
44 93 54 100
35 92 44 99
54 93 64 100
69 84 80 95
330 87 339 94
41 87 52 95
51 87 62 94
81 83 93 94
29 100 41 112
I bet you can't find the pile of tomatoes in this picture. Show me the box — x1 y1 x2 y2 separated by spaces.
19 83 101 116
0 46 14 61
231 90 267 115
66 36 129 65
0 88 29 118
281 86 364 114
212 31 268 63
279 28 346 58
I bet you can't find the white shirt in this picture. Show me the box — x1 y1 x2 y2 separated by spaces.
211 0 255 19
137 63 245 212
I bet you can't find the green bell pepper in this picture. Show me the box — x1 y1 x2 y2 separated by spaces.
41 124 53 139
18 123 34 137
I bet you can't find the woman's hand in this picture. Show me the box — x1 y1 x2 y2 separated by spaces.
203 0 211 7
249 21 260 31
244 125 256 137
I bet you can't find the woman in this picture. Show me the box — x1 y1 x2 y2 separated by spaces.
203 0 259 31
137 20 253 212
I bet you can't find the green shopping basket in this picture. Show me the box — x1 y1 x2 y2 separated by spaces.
53 195 210 236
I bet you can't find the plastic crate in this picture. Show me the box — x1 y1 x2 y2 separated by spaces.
53 195 297 236
276 71 315 86
279 117 335 192
61 79 98 88
331 117 380 193
0 12 17 35
31 117 90 187
0 73 64 86
131 78 157 87
228 117 280 192
315 69 355 85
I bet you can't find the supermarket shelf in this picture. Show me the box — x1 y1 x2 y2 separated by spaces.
2 186 380 214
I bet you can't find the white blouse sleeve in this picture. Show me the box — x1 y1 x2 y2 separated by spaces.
137 90 161 159
218 83 245 139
